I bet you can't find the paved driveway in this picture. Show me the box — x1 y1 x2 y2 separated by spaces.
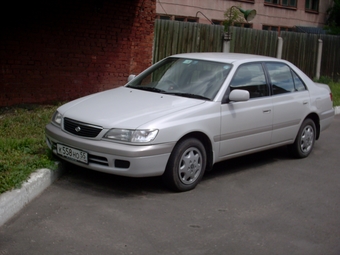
1 115 340 255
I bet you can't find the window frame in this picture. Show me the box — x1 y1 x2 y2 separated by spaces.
264 0 297 10
305 0 319 13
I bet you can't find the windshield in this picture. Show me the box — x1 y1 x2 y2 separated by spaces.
126 58 232 100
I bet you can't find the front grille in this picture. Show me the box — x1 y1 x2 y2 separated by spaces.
64 118 103 138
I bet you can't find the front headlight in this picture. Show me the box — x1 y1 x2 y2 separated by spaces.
52 111 62 126
104 129 158 143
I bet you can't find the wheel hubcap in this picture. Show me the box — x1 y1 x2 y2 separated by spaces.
300 125 314 153
178 147 202 185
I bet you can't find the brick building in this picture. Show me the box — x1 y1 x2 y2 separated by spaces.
0 0 156 107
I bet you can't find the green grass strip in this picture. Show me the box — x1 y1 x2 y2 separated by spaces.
0 105 59 194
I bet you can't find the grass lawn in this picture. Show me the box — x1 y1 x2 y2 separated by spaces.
317 76 340 106
0 79 339 194
329 82 340 107
0 104 59 194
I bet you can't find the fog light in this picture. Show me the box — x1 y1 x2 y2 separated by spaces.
115 160 130 169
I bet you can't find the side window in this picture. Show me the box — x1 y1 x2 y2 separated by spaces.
292 71 307 91
230 63 269 98
265 62 296 95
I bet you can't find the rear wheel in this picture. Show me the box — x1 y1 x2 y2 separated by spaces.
162 138 206 192
289 118 316 158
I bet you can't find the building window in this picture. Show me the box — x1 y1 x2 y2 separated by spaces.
157 15 198 23
175 16 185 22
263 25 294 35
305 0 319 11
187 17 198 23
159 15 171 20
234 23 253 28
265 0 297 8
212 20 223 25
263 25 278 31
212 19 252 28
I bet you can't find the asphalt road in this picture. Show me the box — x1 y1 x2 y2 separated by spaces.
1 116 340 255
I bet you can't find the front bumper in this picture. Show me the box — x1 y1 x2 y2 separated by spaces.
45 123 175 177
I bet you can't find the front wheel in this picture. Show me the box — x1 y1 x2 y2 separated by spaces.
289 118 316 158
162 138 206 192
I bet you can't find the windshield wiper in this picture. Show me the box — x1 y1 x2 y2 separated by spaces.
164 92 210 100
127 86 210 100
127 86 166 93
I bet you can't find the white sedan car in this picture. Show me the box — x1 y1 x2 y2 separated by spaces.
45 53 334 191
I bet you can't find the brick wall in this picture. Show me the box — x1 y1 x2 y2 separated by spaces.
0 0 155 107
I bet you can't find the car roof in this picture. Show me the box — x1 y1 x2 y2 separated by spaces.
170 52 281 64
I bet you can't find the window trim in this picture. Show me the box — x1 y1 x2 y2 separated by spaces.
305 0 319 13
264 0 297 10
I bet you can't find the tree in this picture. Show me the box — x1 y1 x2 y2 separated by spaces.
223 6 246 32
325 0 340 35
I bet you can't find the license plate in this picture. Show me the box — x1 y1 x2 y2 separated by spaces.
57 144 88 164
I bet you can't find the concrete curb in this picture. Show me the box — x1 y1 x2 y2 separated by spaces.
335 106 340 115
0 166 63 227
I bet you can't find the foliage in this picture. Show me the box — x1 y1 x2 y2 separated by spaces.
0 104 59 194
315 76 340 107
223 6 245 32
328 82 340 107
325 0 340 35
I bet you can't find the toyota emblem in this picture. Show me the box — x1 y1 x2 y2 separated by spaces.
75 126 81 132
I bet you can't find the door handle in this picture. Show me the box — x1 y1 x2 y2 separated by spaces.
303 101 308 105
263 109 271 113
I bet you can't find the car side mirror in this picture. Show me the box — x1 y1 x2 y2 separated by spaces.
229 89 250 102
128 74 136 82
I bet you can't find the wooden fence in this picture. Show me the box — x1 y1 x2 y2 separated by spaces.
280 31 319 79
153 19 224 63
229 27 278 57
229 27 340 81
153 20 340 81
319 34 340 81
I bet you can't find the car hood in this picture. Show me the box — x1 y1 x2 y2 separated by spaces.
58 86 205 129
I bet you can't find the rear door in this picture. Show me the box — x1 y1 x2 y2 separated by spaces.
264 62 311 144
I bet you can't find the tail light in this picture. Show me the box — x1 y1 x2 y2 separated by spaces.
330 92 333 102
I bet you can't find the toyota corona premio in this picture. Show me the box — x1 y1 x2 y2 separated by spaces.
45 53 334 191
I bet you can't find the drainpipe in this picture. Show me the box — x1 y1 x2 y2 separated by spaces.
277 37 283 59
316 39 323 80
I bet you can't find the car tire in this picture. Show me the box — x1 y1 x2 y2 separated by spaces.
289 118 316 158
162 138 206 192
